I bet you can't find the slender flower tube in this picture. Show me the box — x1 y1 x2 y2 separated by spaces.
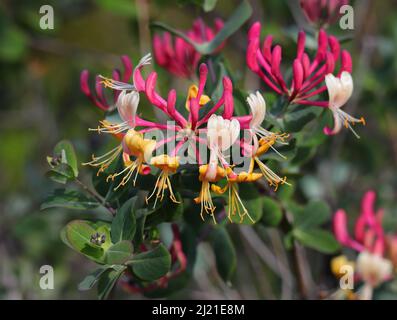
300 0 349 28
153 18 224 78
246 22 352 107
323 72 365 137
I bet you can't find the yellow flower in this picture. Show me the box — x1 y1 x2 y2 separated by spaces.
253 136 290 191
146 155 180 207
185 84 211 110
106 129 155 190
194 164 225 223
330 255 355 278
212 171 262 223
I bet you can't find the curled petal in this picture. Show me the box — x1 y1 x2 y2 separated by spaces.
262 35 273 62
292 59 304 94
340 50 353 73
248 21 261 41
328 35 341 61
296 31 306 59
246 38 260 72
222 77 234 119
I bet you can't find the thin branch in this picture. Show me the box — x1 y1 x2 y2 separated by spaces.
75 178 116 216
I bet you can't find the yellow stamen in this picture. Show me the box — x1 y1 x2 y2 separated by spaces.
146 155 180 207
185 85 211 110
106 153 148 190
254 157 290 191
212 171 261 223
82 145 123 176
194 164 226 224
89 120 129 138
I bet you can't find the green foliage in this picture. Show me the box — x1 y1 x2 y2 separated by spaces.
292 229 340 254
261 197 283 227
210 227 236 282
126 244 171 281
41 189 99 210
111 197 137 243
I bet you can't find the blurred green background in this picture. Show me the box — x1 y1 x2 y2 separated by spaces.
0 0 396 299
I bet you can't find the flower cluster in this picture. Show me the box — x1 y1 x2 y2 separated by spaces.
80 51 289 224
332 191 395 300
153 18 224 78
300 0 349 28
247 22 365 136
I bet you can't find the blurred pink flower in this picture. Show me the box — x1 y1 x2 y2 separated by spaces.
333 191 393 298
300 0 349 27
333 190 385 255
153 18 224 78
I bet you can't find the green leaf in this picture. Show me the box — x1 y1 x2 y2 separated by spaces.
261 197 283 227
46 163 75 184
78 266 111 291
53 140 78 177
203 0 217 12
133 210 147 248
64 220 105 263
210 227 236 282
105 241 133 264
293 200 331 229
127 244 171 281
292 228 340 254
41 189 99 210
111 197 137 243
151 0 252 54
0 25 27 62
97 266 126 300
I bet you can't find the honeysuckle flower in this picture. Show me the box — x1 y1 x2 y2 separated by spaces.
246 91 289 154
81 53 286 223
332 191 395 300
356 251 393 300
192 114 240 222
212 170 261 223
300 0 349 28
81 55 133 111
107 129 156 189
194 164 226 223
243 133 289 191
146 155 180 207
83 54 153 181
207 114 240 168
153 18 224 78
247 22 352 107
324 72 365 137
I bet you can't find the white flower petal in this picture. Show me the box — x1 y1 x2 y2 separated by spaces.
117 90 139 127
325 72 353 109
247 91 266 128
357 251 392 287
